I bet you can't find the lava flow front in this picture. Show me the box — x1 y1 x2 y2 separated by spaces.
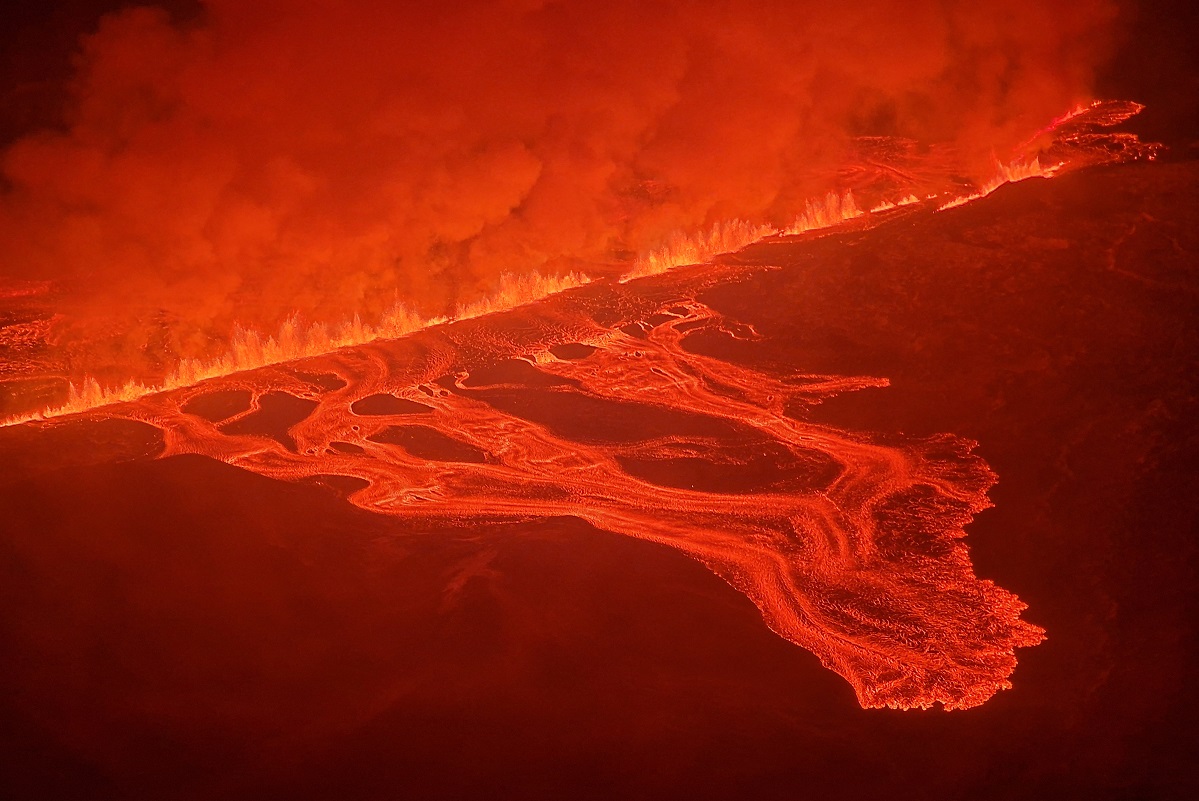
83 254 1043 711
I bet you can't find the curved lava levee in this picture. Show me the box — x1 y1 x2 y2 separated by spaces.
106 263 1044 711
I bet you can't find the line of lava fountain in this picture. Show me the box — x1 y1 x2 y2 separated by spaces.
1 271 590 426
782 189 864 236
624 218 780 280
937 157 1062 211
0 152 1070 428
625 189 867 280
870 194 921 213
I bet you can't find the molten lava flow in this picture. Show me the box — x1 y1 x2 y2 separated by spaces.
54 256 1046 712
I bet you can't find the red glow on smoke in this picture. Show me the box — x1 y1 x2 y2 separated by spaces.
0 0 1124 404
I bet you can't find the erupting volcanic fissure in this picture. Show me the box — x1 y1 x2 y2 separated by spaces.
1 100 1150 425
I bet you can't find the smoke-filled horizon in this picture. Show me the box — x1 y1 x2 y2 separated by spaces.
0 0 1118 379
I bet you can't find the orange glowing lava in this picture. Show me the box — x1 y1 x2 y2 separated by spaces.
50 260 1046 711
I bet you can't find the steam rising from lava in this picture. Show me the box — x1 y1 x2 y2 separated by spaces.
0 0 1120 387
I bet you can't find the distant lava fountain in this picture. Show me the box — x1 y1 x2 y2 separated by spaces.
2 102 1152 427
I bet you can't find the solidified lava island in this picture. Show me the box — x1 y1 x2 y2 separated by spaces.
90 262 1045 711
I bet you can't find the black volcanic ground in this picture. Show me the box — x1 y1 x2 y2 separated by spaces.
2 162 1197 800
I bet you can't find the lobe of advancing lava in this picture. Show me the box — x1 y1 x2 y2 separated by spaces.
88 264 1045 711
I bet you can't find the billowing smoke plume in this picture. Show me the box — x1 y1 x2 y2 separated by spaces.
0 0 1117 380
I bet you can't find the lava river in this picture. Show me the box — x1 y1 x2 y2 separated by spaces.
86 259 1046 711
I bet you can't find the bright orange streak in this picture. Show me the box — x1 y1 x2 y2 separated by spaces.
937 157 1061 211
870 195 920 213
2 271 589 426
627 219 778 279
783 190 863 235
1015 99 1146 152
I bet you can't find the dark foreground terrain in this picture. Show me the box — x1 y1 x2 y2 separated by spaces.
1 162 1197 800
